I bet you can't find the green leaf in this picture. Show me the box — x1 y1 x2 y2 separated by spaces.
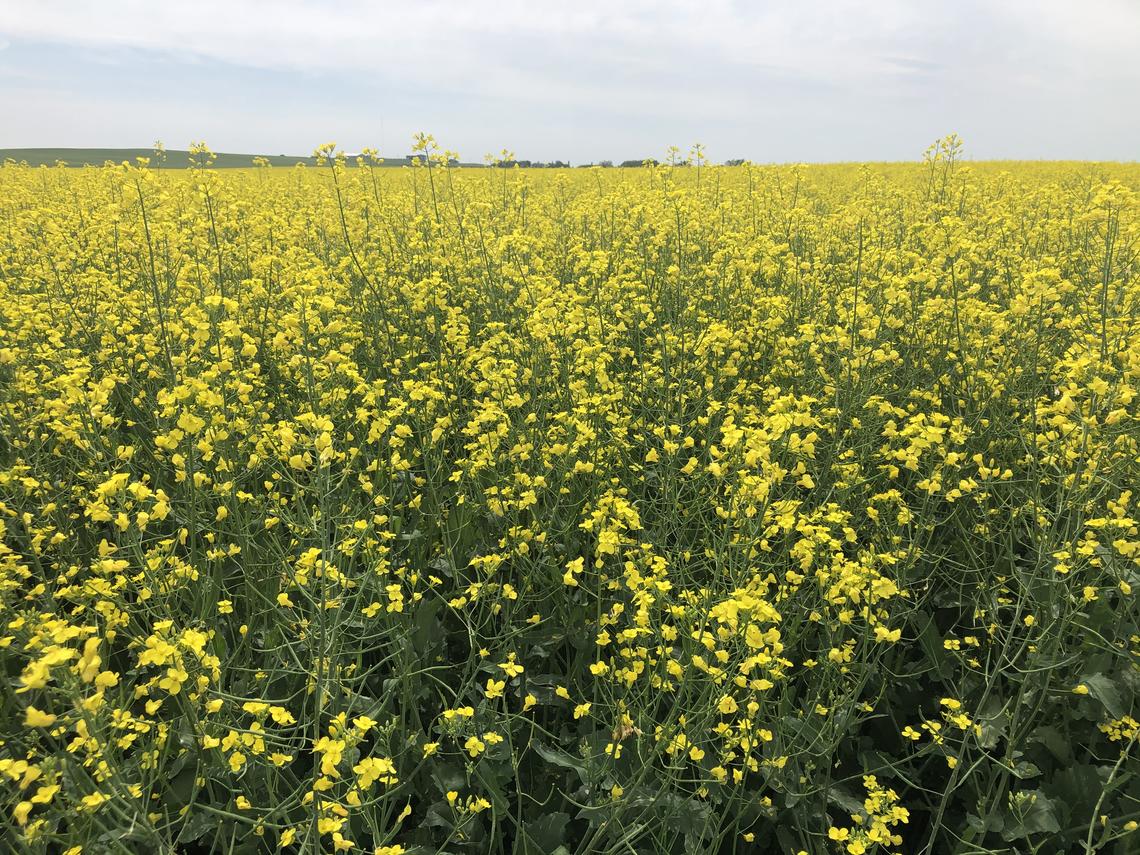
976 695 1009 750
424 802 457 832
521 811 571 853
913 609 950 676
1011 759 1042 779
1042 763 1105 829
657 792 714 837
1081 674 1124 719
165 767 198 808
966 812 1004 834
1030 725 1072 764
411 595 443 653
430 761 467 795
1000 791 1060 841
533 741 590 785
174 810 221 844
826 785 865 816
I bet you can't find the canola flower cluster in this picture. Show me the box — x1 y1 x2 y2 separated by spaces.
0 137 1137 854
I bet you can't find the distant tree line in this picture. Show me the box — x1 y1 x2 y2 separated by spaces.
571 157 750 168
496 160 570 168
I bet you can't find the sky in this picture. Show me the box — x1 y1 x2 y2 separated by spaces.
1 0 1138 164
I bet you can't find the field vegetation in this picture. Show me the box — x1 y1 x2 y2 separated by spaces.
0 136 1137 854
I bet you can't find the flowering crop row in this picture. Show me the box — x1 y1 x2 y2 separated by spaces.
0 138 1136 853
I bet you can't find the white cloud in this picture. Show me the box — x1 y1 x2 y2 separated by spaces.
1 0 1137 160
5 1 1131 95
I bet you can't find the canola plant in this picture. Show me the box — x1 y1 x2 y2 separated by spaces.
0 137 1137 853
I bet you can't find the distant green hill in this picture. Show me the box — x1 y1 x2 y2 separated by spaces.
0 148 484 168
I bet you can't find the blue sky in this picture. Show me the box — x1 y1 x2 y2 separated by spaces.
1 0 1137 163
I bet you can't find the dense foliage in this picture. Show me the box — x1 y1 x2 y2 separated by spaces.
0 138 1137 853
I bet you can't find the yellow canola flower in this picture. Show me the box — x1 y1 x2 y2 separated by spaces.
24 706 57 728
0 140 1135 855
353 756 398 788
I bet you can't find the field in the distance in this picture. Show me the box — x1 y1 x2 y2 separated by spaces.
0 148 487 169
0 142 1137 854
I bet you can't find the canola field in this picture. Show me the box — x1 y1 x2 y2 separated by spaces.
0 140 1138 854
